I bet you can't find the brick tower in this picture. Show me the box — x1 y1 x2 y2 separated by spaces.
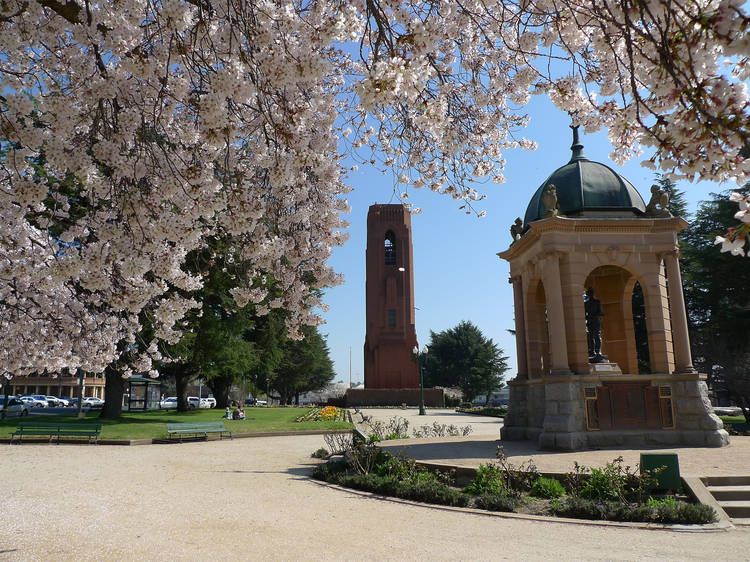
363 204 419 389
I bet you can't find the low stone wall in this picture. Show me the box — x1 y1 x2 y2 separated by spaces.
345 388 444 407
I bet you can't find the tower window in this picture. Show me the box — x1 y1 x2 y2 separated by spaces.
384 232 396 265
388 309 396 327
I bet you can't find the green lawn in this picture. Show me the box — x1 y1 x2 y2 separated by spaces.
719 415 747 425
0 407 352 440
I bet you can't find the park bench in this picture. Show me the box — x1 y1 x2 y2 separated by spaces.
728 422 750 434
166 422 232 442
10 421 102 444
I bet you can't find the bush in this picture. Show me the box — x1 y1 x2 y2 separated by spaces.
311 447 330 459
397 473 471 507
311 460 348 483
549 497 716 524
580 467 622 502
530 477 566 499
647 496 677 508
365 416 410 441
474 493 517 512
412 421 473 438
464 463 508 496
336 471 470 507
444 395 461 407
374 453 418 480
574 457 658 503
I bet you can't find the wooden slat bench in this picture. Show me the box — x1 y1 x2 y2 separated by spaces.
166 422 232 442
11 422 102 444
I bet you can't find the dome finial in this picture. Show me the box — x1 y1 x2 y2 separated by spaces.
569 124 586 162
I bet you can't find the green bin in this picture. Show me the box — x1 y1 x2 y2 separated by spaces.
640 452 681 490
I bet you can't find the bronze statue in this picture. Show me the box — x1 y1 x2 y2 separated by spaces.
585 287 606 363
541 184 560 218
510 217 523 242
644 184 672 217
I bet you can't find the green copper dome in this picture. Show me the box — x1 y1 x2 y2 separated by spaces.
523 127 646 227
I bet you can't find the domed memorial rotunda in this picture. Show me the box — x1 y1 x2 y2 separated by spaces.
498 127 728 450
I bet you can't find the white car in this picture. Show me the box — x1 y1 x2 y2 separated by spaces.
45 396 66 407
82 397 105 408
187 396 212 408
1 397 30 417
204 397 216 408
20 395 48 408
160 397 178 409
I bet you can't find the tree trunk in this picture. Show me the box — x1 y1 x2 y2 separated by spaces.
100 367 125 419
206 376 232 409
175 365 192 412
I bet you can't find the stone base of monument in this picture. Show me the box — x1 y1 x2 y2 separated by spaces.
501 372 729 451
345 388 445 407
588 362 622 375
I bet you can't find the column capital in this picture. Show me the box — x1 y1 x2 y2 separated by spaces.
657 248 681 261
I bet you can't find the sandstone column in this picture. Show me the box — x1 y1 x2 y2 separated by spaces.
541 253 572 375
663 250 696 373
510 275 528 379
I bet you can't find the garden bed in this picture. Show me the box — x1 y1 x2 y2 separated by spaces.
455 406 507 418
312 441 716 526
294 406 350 423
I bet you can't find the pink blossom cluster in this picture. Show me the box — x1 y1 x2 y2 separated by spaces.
0 0 747 377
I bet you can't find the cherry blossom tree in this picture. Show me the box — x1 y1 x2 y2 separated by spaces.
1 0 748 379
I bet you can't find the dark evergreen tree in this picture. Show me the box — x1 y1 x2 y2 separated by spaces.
423 320 509 402
681 184 750 422
270 325 335 405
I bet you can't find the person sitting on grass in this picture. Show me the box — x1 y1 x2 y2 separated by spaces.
224 406 231 419
237 406 246 420
232 407 240 420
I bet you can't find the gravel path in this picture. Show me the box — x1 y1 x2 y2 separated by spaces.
1 432 748 561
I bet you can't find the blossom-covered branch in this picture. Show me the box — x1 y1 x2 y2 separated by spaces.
0 0 747 377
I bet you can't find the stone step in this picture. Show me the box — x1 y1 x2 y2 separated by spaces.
706 486 750 501
717 501 750 518
701 475 750 487
732 518 750 526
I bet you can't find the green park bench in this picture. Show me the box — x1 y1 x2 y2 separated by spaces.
166 422 232 442
11 421 102 444
728 422 750 434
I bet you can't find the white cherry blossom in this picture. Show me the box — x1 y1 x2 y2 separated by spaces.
0 0 747 379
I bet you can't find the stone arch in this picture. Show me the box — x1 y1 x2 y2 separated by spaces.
525 278 550 378
584 264 642 373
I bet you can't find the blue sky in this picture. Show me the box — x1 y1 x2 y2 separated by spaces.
319 95 727 385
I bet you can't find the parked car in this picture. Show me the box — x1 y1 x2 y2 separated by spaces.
0 397 30 417
255 399 267 406
82 397 105 408
186 396 212 408
45 396 65 407
160 397 178 409
20 395 48 408
56 396 71 406
244 397 257 406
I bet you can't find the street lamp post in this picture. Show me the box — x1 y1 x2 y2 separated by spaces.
413 345 427 415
